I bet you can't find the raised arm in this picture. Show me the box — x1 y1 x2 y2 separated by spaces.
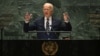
60 12 72 31
23 12 37 32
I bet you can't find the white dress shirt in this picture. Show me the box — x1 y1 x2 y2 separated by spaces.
44 16 52 30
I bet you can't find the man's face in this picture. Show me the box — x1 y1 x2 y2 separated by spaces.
43 5 53 18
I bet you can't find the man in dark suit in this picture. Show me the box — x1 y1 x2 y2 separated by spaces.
23 3 72 40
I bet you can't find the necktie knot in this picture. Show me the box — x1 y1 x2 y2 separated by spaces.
47 18 49 21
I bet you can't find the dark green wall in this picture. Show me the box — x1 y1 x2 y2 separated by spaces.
0 0 100 40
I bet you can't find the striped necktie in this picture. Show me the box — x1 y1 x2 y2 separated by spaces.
46 18 50 31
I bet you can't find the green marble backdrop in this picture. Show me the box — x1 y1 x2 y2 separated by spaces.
0 0 100 40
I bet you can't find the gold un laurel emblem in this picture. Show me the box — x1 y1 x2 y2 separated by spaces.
42 41 58 55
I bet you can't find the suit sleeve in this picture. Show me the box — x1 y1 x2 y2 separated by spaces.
60 21 72 31
64 22 72 31
23 21 37 32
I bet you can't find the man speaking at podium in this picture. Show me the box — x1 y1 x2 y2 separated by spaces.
23 3 72 40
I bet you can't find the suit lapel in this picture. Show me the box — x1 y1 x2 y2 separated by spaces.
39 17 45 30
52 17 56 27
51 17 57 31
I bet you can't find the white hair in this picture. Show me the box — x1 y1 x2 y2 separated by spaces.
43 3 54 10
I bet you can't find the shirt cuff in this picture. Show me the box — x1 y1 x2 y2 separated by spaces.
25 20 29 23
64 21 69 23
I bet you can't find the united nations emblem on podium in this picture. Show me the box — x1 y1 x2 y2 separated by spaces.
42 41 58 55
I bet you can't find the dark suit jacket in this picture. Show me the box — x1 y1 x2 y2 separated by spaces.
24 16 72 40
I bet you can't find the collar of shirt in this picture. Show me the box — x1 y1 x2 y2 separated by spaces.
44 16 52 30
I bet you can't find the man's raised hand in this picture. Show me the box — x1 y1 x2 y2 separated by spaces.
24 12 32 22
63 12 69 22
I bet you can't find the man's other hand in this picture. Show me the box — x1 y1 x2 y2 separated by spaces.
63 12 69 22
24 12 32 22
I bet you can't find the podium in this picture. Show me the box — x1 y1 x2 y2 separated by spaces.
28 31 72 40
